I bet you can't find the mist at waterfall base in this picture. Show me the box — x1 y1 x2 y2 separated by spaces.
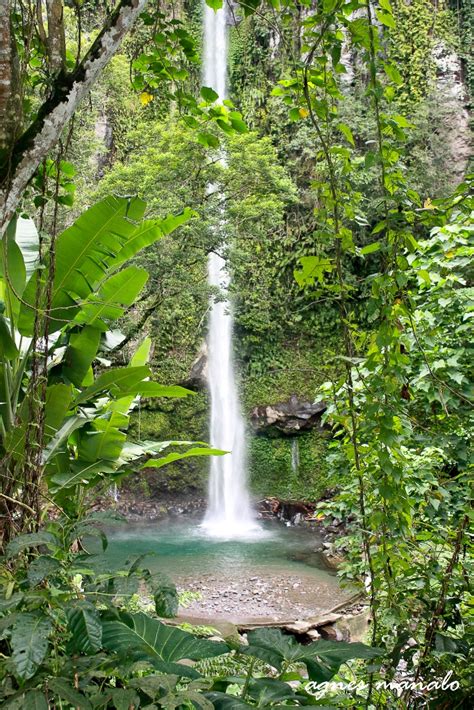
200 2 260 539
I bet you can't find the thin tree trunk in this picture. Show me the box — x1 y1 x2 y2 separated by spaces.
0 0 148 235
0 0 23 158
46 0 66 74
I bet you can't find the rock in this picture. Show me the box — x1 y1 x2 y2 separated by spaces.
283 620 312 634
318 624 344 641
334 608 371 643
307 612 342 628
250 395 327 435
306 629 321 640
184 342 208 390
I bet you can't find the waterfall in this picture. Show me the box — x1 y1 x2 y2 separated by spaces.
291 438 300 475
201 3 258 538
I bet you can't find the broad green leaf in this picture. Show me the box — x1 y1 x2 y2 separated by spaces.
77 416 126 463
42 414 88 464
122 382 194 399
247 678 303 704
19 196 146 335
76 266 149 330
6 532 58 559
375 9 396 28
17 690 48 710
11 613 52 679
48 678 92 710
14 217 39 282
62 327 101 386
204 695 252 709
110 689 141 710
1 236 25 300
43 384 74 441
153 577 179 618
294 256 334 286
360 242 381 255
205 0 223 10
201 86 219 102
111 210 194 269
143 447 227 469
337 122 355 146
128 674 180 699
384 62 403 85
197 132 219 149
229 116 248 133
75 365 151 404
242 628 382 682
130 336 152 366
27 556 61 587
101 611 228 678
0 593 24 613
66 602 102 654
49 459 114 492
0 316 18 359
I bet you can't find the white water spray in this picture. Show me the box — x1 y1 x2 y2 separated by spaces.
201 3 259 538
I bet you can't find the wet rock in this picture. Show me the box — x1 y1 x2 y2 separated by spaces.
250 395 327 435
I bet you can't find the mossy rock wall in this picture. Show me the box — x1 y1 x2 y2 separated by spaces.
125 338 336 502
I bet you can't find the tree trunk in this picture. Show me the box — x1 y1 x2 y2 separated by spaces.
46 0 66 75
0 0 148 235
0 0 23 160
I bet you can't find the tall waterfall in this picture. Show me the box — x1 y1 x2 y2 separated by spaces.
201 3 258 538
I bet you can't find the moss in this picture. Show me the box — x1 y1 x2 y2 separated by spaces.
127 392 210 495
240 336 337 410
248 430 333 501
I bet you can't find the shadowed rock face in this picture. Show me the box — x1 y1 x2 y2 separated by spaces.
250 395 327 435
183 342 208 390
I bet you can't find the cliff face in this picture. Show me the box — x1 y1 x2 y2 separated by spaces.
81 1 472 504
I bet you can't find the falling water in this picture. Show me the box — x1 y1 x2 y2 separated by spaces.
201 2 258 538
291 438 300 475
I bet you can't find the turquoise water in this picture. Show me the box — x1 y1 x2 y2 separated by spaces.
95 518 348 621
101 518 332 578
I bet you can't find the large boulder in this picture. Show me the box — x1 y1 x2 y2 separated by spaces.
250 395 327 435
183 342 208 390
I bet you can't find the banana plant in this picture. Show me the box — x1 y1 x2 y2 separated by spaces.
0 196 222 526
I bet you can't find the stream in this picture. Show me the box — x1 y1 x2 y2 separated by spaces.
102 518 349 623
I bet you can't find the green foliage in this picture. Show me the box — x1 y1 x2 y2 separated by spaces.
0 196 224 528
249 431 332 500
0 517 378 707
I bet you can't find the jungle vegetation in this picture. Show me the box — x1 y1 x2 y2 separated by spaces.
0 0 472 708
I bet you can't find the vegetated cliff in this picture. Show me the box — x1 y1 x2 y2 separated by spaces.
74 0 471 504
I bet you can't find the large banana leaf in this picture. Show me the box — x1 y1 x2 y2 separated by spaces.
18 198 193 335
75 265 148 331
61 327 101 386
143 446 227 469
109 208 195 268
0 217 39 320
101 611 228 678
15 217 39 281
19 196 145 334
74 365 151 405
